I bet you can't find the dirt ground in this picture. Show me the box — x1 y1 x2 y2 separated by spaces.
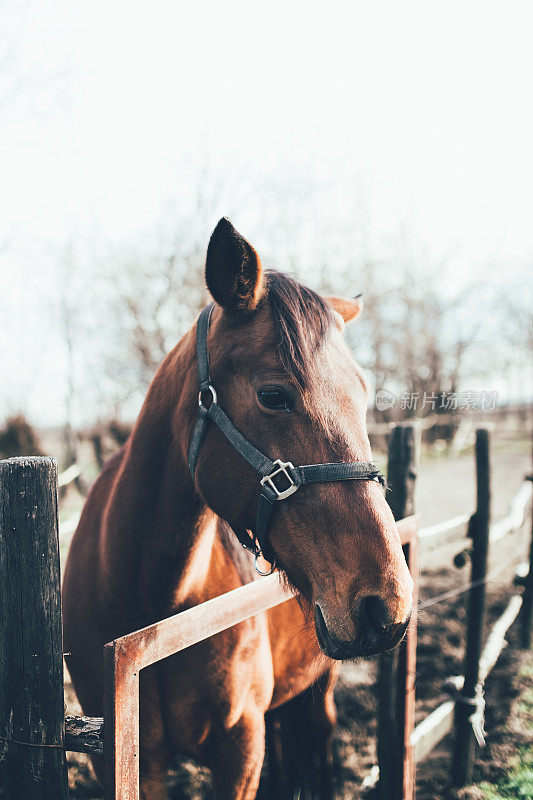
64 431 532 799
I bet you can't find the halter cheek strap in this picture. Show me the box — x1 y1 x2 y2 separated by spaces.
188 303 385 568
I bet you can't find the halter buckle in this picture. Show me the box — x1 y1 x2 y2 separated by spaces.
261 460 299 500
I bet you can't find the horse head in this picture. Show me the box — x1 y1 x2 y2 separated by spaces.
188 218 413 659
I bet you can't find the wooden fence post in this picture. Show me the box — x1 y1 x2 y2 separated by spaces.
0 457 68 799
452 429 491 786
519 474 533 649
378 425 418 800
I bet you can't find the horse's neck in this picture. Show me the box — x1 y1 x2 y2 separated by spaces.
102 329 218 621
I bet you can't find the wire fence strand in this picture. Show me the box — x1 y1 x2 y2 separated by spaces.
418 553 524 611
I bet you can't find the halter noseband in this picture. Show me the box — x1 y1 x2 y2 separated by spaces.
188 303 385 571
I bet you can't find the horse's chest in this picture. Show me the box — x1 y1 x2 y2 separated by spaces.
267 597 330 707
151 613 273 758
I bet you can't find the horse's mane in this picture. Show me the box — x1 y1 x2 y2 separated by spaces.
264 271 334 391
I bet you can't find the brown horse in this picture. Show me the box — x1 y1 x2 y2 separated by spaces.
63 218 413 800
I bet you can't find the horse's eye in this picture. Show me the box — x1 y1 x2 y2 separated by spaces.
257 386 294 411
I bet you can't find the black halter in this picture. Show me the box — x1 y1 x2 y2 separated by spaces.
188 303 385 569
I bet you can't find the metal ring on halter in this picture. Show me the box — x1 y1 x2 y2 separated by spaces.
198 385 217 413
254 553 276 576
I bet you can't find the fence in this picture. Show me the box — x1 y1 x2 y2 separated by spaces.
365 429 532 797
0 429 531 799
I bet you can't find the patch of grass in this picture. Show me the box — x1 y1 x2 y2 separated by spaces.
517 662 533 724
478 749 533 799
479 660 533 799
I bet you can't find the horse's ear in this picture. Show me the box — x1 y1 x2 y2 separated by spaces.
205 218 265 316
326 294 363 325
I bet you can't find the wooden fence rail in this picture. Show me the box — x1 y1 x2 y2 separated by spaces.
57 462 83 489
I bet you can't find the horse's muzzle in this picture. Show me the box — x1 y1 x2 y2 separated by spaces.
314 602 411 660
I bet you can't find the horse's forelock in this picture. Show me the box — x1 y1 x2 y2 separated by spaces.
264 271 334 391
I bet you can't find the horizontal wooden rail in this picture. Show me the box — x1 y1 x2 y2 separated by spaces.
441 593 524 698
65 716 104 755
110 571 296 671
367 413 469 435
108 515 418 672
397 515 419 546
57 463 83 488
417 480 530 551
418 514 469 545
68 574 297 764
411 700 455 764
59 509 81 537
479 594 522 681
489 481 531 543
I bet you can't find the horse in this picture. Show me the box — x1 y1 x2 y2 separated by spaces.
62 218 413 800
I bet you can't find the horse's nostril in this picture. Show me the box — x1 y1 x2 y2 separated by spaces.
361 595 392 634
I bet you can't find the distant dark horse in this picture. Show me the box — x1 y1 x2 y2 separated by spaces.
63 219 412 800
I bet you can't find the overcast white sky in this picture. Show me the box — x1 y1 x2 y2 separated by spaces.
1 0 532 424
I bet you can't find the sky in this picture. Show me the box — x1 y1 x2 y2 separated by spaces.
1 0 532 425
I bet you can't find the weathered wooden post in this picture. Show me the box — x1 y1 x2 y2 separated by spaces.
0 457 68 799
519 474 533 649
452 429 491 786
378 424 418 800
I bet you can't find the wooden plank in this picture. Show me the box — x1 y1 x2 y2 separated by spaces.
411 701 454 764
0 457 68 799
397 514 419 546
418 514 469 545
65 715 104 755
414 480 529 549
104 641 140 800
110 572 295 671
59 509 81 537
479 595 522 683
490 481 531 543
377 647 398 800
57 462 83 488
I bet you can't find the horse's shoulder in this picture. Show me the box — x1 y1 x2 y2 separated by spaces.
100 446 126 477
72 447 125 544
